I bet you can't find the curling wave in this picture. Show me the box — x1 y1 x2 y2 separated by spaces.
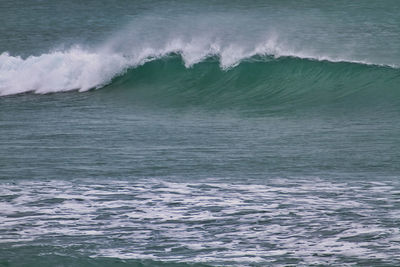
1 39 398 98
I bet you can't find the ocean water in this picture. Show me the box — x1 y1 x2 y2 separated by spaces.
1 1 400 266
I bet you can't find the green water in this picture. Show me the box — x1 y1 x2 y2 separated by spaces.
1 1 400 266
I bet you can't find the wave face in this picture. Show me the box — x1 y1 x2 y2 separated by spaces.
105 55 400 110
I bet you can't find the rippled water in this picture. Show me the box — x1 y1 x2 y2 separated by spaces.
2 178 400 266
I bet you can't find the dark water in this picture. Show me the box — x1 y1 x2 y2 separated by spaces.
1 1 400 266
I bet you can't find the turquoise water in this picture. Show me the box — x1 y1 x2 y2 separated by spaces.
1 1 400 266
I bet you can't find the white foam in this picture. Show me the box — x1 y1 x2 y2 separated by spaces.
0 47 130 96
2 177 400 265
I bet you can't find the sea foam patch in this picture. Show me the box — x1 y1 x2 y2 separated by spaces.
1 178 399 265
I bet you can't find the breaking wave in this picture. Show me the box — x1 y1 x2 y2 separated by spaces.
1 34 399 112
